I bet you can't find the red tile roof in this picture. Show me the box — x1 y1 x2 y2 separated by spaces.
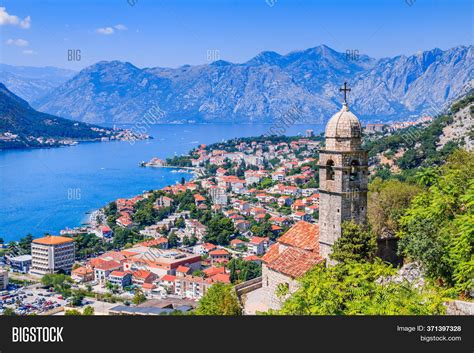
277 221 319 252
249 236 268 245
265 247 322 278
243 255 262 262
209 249 230 256
203 266 226 277
110 270 128 277
176 265 190 273
210 273 231 284
95 260 121 271
160 275 176 282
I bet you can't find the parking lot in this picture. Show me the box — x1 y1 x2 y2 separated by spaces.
0 285 68 315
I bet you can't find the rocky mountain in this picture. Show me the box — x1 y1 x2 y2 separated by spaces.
0 64 76 103
28 45 474 124
0 83 123 149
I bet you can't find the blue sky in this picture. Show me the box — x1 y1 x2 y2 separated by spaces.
1 0 472 70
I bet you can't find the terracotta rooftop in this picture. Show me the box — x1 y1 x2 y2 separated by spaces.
277 221 319 252
265 247 322 279
32 235 73 246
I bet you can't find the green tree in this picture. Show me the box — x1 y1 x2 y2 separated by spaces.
167 232 179 248
65 309 82 316
330 221 376 264
195 283 241 315
3 307 16 316
398 150 474 296
83 306 95 315
41 274 73 296
278 261 445 315
133 288 147 305
368 178 420 238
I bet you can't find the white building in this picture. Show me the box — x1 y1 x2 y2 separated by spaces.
0 269 8 290
30 236 75 276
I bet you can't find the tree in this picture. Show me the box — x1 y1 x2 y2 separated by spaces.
278 261 445 315
204 213 235 245
3 307 16 316
368 178 420 238
330 221 376 264
71 293 85 307
195 283 242 315
182 235 190 247
65 309 82 316
133 288 147 305
83 306 95 315
398 150 474 296
167 232 179 248
41 274 73 296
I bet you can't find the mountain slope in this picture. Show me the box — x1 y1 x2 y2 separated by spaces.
0 64 76 103
33 45 473 124
0 83 120 149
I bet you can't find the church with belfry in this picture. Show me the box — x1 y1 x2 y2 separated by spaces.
318 82 368 261
254 82 368 312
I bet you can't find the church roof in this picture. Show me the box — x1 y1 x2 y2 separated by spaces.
262 221 322 279
265 247 322 279
325 103 362 139
277 221 319 252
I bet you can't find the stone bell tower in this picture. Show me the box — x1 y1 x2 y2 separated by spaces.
318 82 368 261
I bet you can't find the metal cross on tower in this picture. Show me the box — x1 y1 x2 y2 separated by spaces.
339 82 351 103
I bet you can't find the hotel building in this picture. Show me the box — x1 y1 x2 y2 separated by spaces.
30 236 75 276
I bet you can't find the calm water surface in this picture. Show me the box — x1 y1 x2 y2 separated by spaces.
0 123 324 241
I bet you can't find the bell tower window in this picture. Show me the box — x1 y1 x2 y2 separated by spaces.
326 159 335 181
349 160 360 181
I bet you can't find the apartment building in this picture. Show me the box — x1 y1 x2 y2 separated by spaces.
30 236 75 276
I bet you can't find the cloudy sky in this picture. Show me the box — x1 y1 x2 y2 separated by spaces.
1 0 472 70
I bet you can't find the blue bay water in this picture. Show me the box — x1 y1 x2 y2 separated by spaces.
0 123 324 242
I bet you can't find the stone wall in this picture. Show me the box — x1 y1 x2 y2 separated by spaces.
262 264 299 311
445 300 474 315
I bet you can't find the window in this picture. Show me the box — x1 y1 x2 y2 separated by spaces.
326 160 335 181
350 160 360 181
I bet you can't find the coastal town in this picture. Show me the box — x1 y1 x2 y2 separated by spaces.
0 106 466 315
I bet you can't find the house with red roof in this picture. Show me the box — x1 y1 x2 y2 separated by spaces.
108 270 132 288
94 260 122 284
194 193 206 206
209 248 230 264
71 266 94 283
230 238 246 249
98 225 113 238
248 236 269 255
132 269 157 285
176 265 191 277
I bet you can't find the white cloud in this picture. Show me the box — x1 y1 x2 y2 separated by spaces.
22 49 36 55
96 27 114 35
6 38 29 47
0 7 31 29
19 16 31 29
114 24 127 31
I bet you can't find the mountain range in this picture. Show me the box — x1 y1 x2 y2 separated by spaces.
3 45 473 124
0 64 76 103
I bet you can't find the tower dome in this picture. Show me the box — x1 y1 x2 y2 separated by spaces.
325 103 362 139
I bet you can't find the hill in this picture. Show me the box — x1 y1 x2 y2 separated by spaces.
0 83 137 149
365 91 474 179
0 64 76 103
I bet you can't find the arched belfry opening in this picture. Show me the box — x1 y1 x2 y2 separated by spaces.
349 160 360 181
326 159 335 181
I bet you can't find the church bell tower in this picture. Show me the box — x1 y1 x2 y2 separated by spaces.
318 82 368 261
